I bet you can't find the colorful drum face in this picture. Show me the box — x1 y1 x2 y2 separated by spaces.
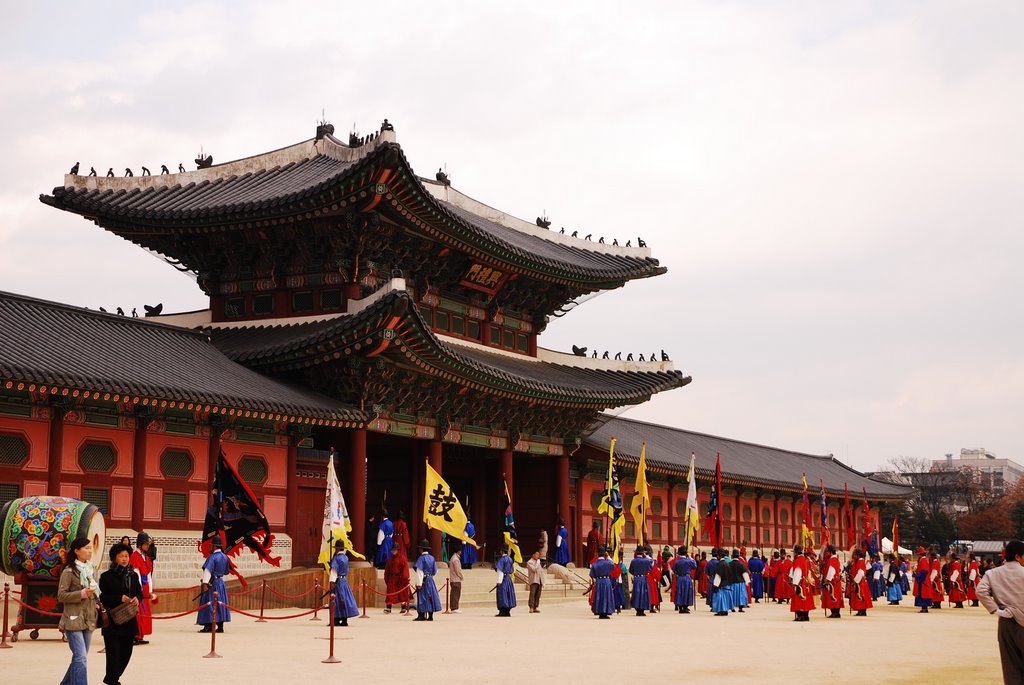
1 496 106 578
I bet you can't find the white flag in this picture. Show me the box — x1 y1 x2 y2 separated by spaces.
685 452 700 544
318 449 363 566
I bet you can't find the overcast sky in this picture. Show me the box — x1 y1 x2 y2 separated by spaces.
1 2 1021 472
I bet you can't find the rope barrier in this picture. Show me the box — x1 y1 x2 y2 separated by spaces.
152 604 209 620
204 592 222 659
265 585 318 600
157 585 201 594
219 603 325 621
322 594 340 664
11 596 63 617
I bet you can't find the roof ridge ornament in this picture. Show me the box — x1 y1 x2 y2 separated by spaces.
195 146 213 169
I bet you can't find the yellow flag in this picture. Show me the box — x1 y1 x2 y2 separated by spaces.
318 449 365 567
423 461 479 548
629 442 650 545
597 438 626 562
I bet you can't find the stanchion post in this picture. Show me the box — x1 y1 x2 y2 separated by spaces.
310 579 322 621
256 580 267 623
204 592 222 659
1 583 12 649
322 594 340 664
443 580 451 614
359 581 369 619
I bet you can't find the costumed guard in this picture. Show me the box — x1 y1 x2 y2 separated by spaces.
870 554 885 600
373 513 394 568
913 547 933 613
629 547 654 616
965 553 981 607
647 547 663 613
789 545 816 622
748 550 765 602
130 533 156 644
729 549 750 612
711 549 737 616
462 519 477 568
766 551 780 600
495 545 517 617
821 545 844 618
929 551 945 609
197 538 230 633
329 539 360 626
947 553 967 608
705 550 721 609
697 552 710 598
589 546 616 618
673 547 697 613
849 549 873 616
392 511 411 561
611 556 628 612
585 521 602 567
554 520 571 566
384 544 411 615
776 551 794 603
413 539 442 621
886 554 904 605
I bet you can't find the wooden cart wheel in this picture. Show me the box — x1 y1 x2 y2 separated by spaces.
29 629 39 640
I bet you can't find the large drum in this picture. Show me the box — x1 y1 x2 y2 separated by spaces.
1 496 106 579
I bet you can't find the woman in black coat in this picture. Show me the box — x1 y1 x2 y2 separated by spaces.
99 542 143 685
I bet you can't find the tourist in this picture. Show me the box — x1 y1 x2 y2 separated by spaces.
672 546 696 614
748 550 765 602
849 549 873 616
966 553 981 607
553 519 570 566
494 544 517 617
130 532 155 645
977 540 1024 685
118 535 132 550
537 529 548 564
374 511 394 568
57 537 98 685
197 537 231 633
328 539 360 626
821 545 844 618
99 541 143 685
527 550 546 613
790 545 816 622
413 539 442 621
629 546 653 616
462 518 477 569
384 543 411 615
447 544 463 614
913 547 933 613
589 546 615 619
585 521 602 567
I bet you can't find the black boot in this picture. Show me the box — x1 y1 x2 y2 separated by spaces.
427 613 433 621
198 625 212 633
216 623 224 633
414 612 426 621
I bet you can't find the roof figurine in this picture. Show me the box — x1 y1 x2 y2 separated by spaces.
144 303 163 316
160 164 169 175
106 167 114 177
195 151 213 169
141 166 150 176
88 167 97 177
69 162 80 175
572 345 587 357
536 216 551 229
436 167 450 185
380 118 394 132
178 163 185 173
124 167 133 177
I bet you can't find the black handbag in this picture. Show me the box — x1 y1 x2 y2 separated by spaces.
109 601 139 625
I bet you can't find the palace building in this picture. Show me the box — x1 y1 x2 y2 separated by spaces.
0 120 908 577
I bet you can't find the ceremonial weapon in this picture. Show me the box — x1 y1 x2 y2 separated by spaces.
581 582 595 597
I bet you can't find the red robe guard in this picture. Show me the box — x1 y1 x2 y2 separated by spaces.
821 553 844 615
789 553 816 619
697 556 709 597
392 517 411 561
947 558 967 606
585 525 603 566
929 556 945 607
129 547 155 639
849 555 873 614
965 558 980 604
384 548 411 613
776 556 794 601
648 556 662 609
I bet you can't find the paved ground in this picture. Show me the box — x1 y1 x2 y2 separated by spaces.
4 597 1002 683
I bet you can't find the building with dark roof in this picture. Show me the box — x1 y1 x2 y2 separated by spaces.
1 119 908 573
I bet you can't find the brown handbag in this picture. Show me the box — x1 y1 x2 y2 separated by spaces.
96 602 110 629
109 601 139 625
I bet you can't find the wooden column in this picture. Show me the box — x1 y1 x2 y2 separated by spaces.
427 439 442 557
500 449 513 500
46 400 65 495
285 433 300 543
556 454 570 539
130 410 149 531
348 428 368 554
666 480 675 549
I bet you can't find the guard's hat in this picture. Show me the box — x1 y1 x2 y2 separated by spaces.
418 539 431 550
334 538 347 550
917 546 927 554
210 537 223 548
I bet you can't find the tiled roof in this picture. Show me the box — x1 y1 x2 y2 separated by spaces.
0 291 365 423
585 415 912 499
209 291 688 406
40 140 663 287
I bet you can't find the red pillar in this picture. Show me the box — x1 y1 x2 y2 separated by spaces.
666 481 675 549
46 401 64 496
754 491 762 551
427 440 442 557
501 449 513 497
131 410 148 531
285 434 299 542
348 428 367 554
556 454 569 535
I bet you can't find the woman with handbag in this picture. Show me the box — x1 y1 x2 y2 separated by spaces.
57 536 99 685
99 542 143 685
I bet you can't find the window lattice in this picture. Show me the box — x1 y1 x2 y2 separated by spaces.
237 456 268 484
0 434 28 466
163 492 187 519
0 483 21 502
160 449 194 479
82 488 110 515
79 443 116 473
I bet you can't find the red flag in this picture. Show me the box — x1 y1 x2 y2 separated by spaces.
704 453 723 549
862 487 873 549
819 479 830 545
843 483 854 548
892 516 900 558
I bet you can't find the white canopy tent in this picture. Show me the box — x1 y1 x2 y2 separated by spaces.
881 537 913 555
